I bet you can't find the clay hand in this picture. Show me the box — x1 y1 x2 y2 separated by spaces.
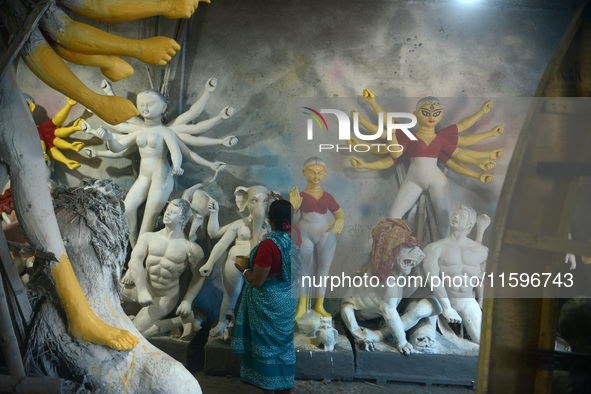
491 125 504 136
176 300 192 317
478 160 496 171
479 173 494 183
346 136 363 148
206 77 217 92
66 97 77 106
207 199 219 214
363 88 375 101
223 136 238 147
172 166 184 176
329 218 345 234
100 79 115 96
290 187 302 211
44 151 50 162
565 253 576 270
476 214 491 232
84 148 97 158
221 106 235 119
481 100 493 114
199 263 214 277
210 162 227 172
96 126 113 141
71 141 85 152
350 157 367 169
443 308 462 324
72 118 85 129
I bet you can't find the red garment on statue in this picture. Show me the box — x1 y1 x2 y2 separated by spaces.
299 191 340 215
253 239 282 275
391 124 459 164
0 188 14 215
37 119 58 150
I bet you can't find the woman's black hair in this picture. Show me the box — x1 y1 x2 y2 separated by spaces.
268 199 292 232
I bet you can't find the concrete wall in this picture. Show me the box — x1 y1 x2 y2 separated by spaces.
15 0 576 308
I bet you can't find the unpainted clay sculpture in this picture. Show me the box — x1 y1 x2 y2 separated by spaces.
199 185 276 338
340 219 437 354
422 206 489 343
85 78 237 246
122 199 205 338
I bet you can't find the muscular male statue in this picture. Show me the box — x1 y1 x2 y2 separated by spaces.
123 199 205 336
422 205 489 343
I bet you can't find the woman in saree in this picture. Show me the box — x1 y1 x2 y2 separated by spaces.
233 199 302 393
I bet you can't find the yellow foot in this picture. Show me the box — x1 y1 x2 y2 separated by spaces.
313 305 332 318
69 315 139 351
137 37 181 66
92 95 139 125
490 149 504 159
100 57 134 82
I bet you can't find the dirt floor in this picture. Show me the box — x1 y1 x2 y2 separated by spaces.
193 372 474 393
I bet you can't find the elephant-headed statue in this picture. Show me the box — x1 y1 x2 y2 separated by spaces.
200 185 277 338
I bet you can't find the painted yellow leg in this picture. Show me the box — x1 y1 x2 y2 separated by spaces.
295 296 308 323
49 146 81 170
313 296 332 318
23 43 139 125
55 17 180 66
52 254 139 350
53 44 134 82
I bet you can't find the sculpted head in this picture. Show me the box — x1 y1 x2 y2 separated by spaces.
450 205 477 232
414 96 444 128
395 246 425 276
164 198 192 227
302 157 327 186
137 89 167 119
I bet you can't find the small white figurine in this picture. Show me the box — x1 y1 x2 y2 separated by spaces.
316 317 338 352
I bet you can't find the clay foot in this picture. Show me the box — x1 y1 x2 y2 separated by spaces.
69 313 139 350
223 136 238 147
136 37 181 66
90 95 139 125
164 0 210 19
221 106 235 119
490 149 504 159
313 305 332 318
66 160 81 170
295 298 308 323
206 77 217 92
100 56 134 82
70 141 85 152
